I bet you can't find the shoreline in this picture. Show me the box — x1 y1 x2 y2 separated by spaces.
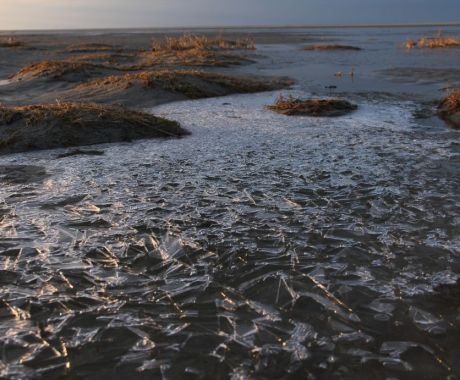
0 28 459 154
2 22 460 34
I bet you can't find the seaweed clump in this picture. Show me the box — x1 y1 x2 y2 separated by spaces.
0 102 188 154
267 95 357 117
438 90 460 128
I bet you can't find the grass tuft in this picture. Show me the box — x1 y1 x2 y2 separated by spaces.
151 34 255 52
267 95 357 117
0 102 177 131
405 33 460 49
0 103 188 154
148 34 255 68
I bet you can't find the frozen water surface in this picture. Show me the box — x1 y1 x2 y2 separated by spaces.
1 89 459 379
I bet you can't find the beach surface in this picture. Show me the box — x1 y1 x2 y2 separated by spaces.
0 26 460 379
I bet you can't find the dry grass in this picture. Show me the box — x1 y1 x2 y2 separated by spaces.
151 34 255 52
0 103 181 132
77 69 291 98
11 61 101 80
405 33 460 49
404 40 418 49
267 95 357 116
438 90 460 128
0 103 188 154
147 48 251 67
303 44 362 51
68 53 116 62
68 52 139 66
11 58 147 82
439 90 460 114
148 34 255 68
0 36 27 48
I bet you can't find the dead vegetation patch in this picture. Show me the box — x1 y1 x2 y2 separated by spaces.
0 36 27 48
303 44 362 51
145 48 252 68
267 95 357 117
0 103 187 154
148 34 256 67
438 90 460 128
10 61 104 82
405 34 460 49
77 69 293 99
151 34 255 52
68 52 137 63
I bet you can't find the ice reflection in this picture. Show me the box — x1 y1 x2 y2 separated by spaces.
0 91 459 378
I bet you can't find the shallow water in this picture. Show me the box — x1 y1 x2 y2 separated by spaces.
1 88 459 379
234 25 460 96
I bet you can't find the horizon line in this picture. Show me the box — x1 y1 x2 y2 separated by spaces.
1 21 460 33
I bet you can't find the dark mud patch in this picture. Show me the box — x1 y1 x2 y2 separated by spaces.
65 43 123 53
40 194 89 209
434 279 460 303
303 44 362 51
267 96 357 117
56 149 105 158
0 37 30 49
0 103 188 155
0 165 49 184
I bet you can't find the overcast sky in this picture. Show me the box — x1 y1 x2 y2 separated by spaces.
1 0 459 30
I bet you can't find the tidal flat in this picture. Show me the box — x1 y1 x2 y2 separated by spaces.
0 26 459 379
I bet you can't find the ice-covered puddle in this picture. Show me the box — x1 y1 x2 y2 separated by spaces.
0 91 459 379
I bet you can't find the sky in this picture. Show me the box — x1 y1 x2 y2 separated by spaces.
0 0 459 30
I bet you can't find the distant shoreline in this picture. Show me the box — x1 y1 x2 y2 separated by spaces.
1 22 460 34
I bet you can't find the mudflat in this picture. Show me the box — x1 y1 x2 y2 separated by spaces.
0 32 296 153
1 26 460 380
